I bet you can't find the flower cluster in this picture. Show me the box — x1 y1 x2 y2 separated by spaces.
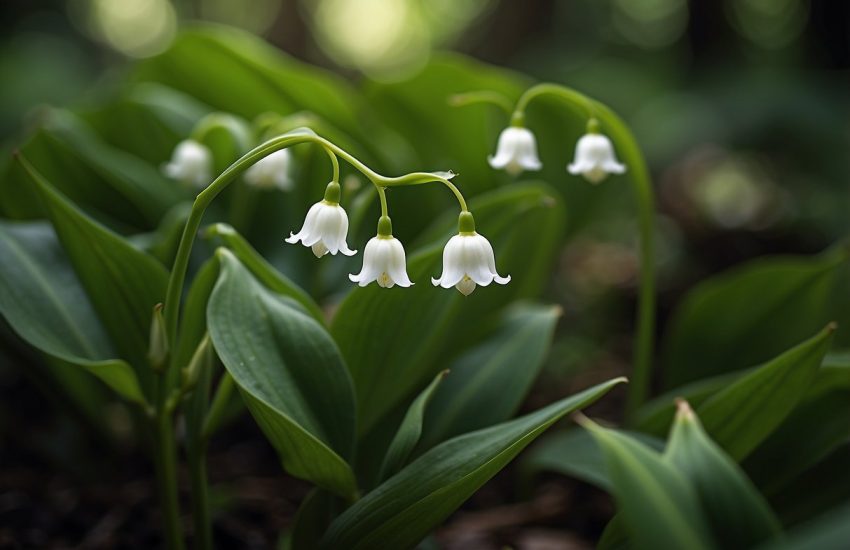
489 120 625 183
287 186 509 295
162 119 510 295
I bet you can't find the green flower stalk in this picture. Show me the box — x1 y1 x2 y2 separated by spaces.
453 82 657 418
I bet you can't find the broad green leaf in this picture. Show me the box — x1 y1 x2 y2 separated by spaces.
2 109 185 230
579 420 715 550
664 401 781 548
333 182 565 435
696 324 835 460
419 303 561 449
320 378 625 550
0 221 144 403
662 248 846 387
744 359 850 493
207 249 357 499
378 370 447 482
133 25 398 168
205 223 325 324
19 156 169 396
520 428 664 492
83 83 208 164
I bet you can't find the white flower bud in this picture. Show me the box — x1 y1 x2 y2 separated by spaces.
286 199 356 258
349 236 412 288
431 232 510 296
162 139 212 188
567 133 626 184
244 149 293 191
488 127 543 176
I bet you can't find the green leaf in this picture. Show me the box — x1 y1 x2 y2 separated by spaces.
696 324 835 460
2 109 185 231
282 490 342 550
664 401 781 547
634 370 742 436
333 182 565 435
320 378 625 550
744 359 850 493
205 223 325 324
520 428 664 492
207 249 357 499
133 25 397 167
419 303 561 449
378 370 448 482
579 420 715 550
83 83 208 165
0 221 144 403
18 155 169 396
662 249 846 387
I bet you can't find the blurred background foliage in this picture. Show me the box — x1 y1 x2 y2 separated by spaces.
0 0 848 547
3 0 848 374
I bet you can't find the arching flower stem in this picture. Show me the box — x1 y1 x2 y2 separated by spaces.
163 130 469 351
510 83 657 421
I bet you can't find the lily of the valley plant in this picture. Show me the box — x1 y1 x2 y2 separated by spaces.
162 117 508 295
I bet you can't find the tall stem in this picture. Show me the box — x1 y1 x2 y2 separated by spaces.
187 440 212 550
512 85 656 420
154 406 184 550
593 102 656 420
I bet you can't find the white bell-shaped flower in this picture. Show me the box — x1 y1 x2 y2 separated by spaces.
163 139 212 188
432 212 510 296
488 126 542 176
349 217 412 288
244 149 293 191
286 182 356 258
567 131 626 184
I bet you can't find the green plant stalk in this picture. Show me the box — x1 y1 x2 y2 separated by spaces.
158 130 474 545
512 84 656 420
186 439 212 550
153 397 184 550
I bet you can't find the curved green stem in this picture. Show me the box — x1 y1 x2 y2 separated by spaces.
376 185 389 218
323 145 340 183
382 172 468 212
448 90 514 115
163 131 470 347
513 83 597 124
514 84 656 420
